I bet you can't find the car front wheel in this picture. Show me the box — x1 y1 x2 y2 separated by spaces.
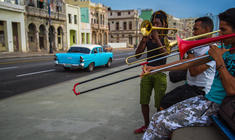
87 63 94 72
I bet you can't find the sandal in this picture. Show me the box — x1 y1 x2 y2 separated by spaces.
134 125 147 134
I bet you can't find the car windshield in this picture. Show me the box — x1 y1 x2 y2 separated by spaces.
68 47 90 54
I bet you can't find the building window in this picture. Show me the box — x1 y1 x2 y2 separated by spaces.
55 1 63 12
30 36 34 42
74 15 77 24
38 0 44 9
86 33 90 44
129 35 133 44
116 22 119 30
128 11 130 15
28 0 35 6
110 12 112 16
117 34 119 42
81 33 85 44
56 6 62 12
117 12 121 16
100 15 102 24
68 14 72 23
58 37 61 44
129 21 132 30
73 35 75 43
0 21 6 49
123 22 127 30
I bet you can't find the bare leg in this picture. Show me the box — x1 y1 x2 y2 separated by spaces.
141 104 150 127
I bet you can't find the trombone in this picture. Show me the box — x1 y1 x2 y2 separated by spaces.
141 20 178 36
73 33 235 95
125 30 220 65
148 33 235 74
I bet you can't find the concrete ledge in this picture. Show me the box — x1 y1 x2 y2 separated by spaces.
171 126 227 140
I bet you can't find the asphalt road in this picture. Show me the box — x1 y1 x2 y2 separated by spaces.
0 50 137 99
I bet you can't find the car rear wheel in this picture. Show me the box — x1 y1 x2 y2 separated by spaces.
87 63 94 72
106 58 112 68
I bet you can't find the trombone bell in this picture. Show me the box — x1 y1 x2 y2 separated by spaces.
177 33 235 59
140 20 177 36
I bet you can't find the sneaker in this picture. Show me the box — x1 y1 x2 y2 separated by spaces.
134 125 147 134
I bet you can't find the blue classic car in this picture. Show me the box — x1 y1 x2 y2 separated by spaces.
55 44 113 72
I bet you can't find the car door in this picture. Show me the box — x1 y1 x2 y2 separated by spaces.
91 48 100 66
98 47 107 65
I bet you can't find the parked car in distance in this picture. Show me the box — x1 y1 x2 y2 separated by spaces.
102 44 113 52
55 44 113 72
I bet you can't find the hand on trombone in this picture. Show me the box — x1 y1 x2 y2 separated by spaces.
140 39 235 78
208 44 227 63
141 30 160 44
140 65 160 77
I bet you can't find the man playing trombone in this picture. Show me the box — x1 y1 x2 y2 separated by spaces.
134 10 168 134
142 8 235 140
159 17 216 110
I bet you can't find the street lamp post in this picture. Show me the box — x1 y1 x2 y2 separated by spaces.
48 0 53 53
135 13 138 49
135 8 141 49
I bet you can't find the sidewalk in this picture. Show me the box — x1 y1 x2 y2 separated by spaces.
0 63 179 140
0 51 56 59
0 48 134 59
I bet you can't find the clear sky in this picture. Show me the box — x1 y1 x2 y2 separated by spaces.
91 0 235 18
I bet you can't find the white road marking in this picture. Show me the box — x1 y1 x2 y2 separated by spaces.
113 58 126 61
16 69 56 77
0 66 18 70
114 52 134 57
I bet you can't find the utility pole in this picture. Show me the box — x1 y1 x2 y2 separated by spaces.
48 0 53 53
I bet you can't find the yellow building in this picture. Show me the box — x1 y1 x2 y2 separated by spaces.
66 4 80 48
0 0 26 52
66 0 109 45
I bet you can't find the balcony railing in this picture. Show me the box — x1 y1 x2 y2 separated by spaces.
0 0 24 12
91 23 109 30
26 6 66 21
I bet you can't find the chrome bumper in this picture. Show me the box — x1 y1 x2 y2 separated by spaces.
55 61 84 69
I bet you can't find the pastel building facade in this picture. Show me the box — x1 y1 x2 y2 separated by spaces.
0 0 26 52
66 4 81 48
